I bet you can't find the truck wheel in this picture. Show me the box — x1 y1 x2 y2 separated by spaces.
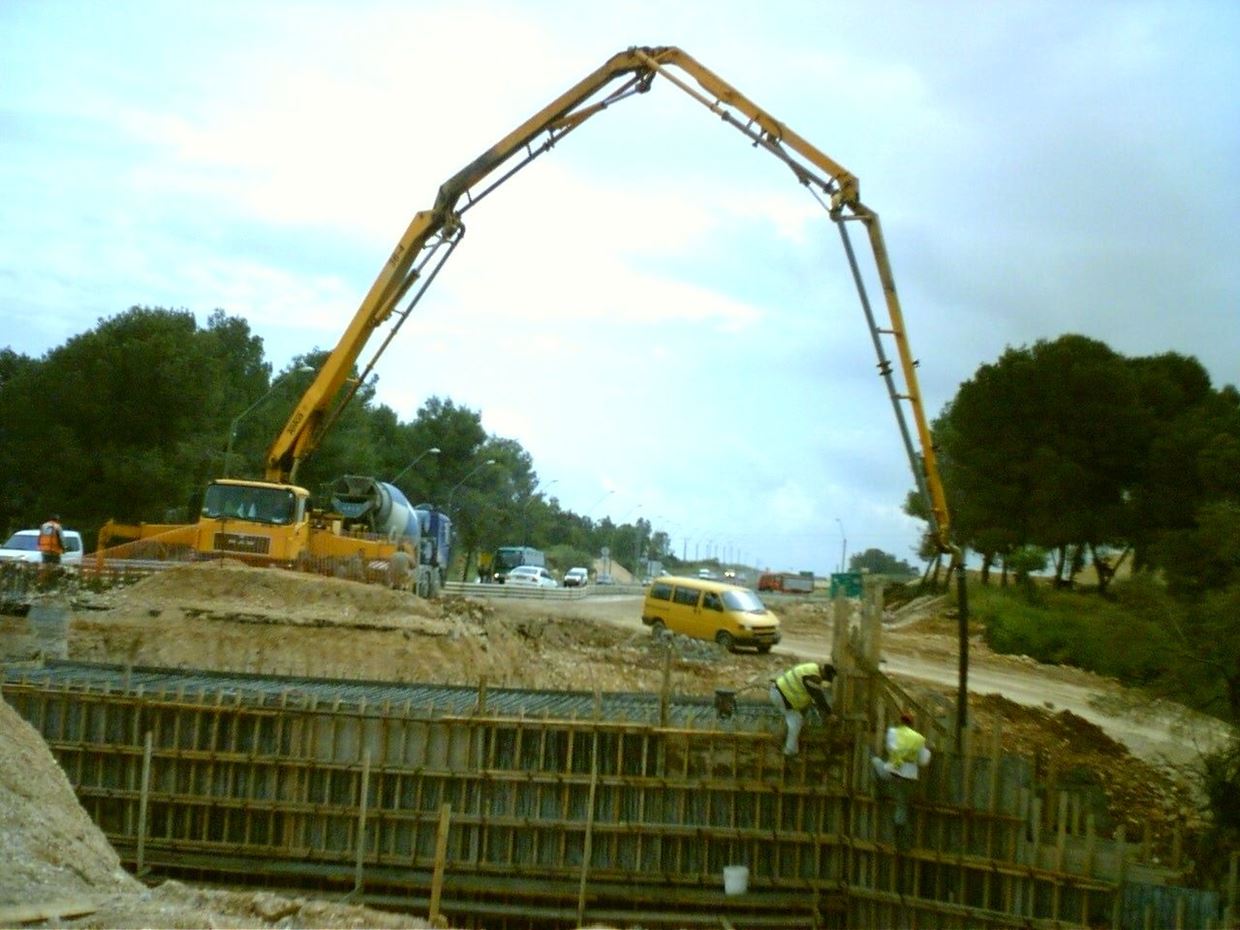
651 620 667 639
416 573 430 598
756 644 772 654
715 630 735 652
428 569 441 599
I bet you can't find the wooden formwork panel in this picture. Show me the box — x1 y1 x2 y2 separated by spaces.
2 664 1218 929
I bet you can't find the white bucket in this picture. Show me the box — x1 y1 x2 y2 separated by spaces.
722 864 749 895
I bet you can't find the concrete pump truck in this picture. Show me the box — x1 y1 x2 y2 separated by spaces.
98 46 958 611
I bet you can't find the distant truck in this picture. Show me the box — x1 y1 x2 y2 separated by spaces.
757 572 815 594
488 546 546 584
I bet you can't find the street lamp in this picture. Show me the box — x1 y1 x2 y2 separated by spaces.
446 459 497 514
588 489 615 515
390 447 440 485
835 517 847 573
223 364 314 477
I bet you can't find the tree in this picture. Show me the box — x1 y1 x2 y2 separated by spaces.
848 548 916 576
930 335 1148 591
0 306 269 534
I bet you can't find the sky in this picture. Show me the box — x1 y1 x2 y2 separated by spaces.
2 1 1237 576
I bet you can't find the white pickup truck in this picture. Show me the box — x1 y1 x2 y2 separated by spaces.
0 528 85 567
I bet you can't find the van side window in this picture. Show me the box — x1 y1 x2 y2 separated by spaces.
672 586 700 607
650 582 673 601
702 591 723 612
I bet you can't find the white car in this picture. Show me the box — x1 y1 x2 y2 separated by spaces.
506 565 558 588
0 528 85 568
563 567 589 588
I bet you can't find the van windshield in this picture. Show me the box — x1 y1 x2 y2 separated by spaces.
722 589 767 613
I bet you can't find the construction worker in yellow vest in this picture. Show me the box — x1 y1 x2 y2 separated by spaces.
769 662 836 756
871 711 931 830
872 711 932 781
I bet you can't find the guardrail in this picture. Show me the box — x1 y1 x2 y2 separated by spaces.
442 581 647 600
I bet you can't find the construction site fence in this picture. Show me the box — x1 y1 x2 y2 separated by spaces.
2 660 1233 930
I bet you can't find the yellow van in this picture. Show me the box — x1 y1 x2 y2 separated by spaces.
641 576 781 653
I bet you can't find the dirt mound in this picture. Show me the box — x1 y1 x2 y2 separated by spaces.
56 879 427 929
111 559 438 622
0 700 137 907
970 693 1200 856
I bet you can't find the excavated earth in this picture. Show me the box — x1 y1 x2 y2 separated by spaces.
0 561 1215 927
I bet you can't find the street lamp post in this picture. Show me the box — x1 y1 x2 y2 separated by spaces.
447 459 498 515
835 518 847 573
587 489 615 517
390 447 440 485
223 365 314 477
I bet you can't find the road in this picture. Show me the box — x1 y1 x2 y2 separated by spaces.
567 592 1234 770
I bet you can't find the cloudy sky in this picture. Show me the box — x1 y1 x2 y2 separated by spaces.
2 1 1237 574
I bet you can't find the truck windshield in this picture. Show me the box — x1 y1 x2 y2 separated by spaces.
722 589 767 613
202 484 296 525
495 547 537 571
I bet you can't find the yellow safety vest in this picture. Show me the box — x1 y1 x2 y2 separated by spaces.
775 663 821 711
889 724 926 767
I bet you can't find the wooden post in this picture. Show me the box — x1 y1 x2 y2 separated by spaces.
353 749 371 895
428 803 452 927
1223 851 1237 930
658 643 672 728
136 730 152 878
1110 825 1127 930
576 730 601 927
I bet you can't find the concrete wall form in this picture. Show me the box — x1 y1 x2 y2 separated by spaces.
4 653 1230 930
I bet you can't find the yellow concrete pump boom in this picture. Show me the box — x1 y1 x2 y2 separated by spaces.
264 44 953 559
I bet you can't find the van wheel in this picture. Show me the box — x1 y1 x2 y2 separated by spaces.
651 620 667 639
756 644 772 654
715 630 735 652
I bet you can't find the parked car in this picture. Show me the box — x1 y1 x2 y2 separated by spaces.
0 528 85 568
595 573 614 585
506 565 558 588
563 567 589 588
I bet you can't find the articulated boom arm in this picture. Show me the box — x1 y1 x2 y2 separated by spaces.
264 45 953 557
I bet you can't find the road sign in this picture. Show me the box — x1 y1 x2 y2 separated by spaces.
829 572 863 598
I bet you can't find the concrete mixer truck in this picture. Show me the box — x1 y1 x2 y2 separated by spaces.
329 476 451 597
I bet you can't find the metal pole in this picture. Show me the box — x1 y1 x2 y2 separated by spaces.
223 365 313 477
390 447 440 485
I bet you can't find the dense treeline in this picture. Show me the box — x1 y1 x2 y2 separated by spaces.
0 307 673 578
